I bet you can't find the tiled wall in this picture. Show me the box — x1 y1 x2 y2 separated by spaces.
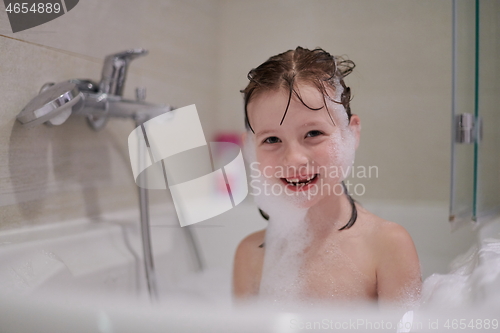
0 0 218 230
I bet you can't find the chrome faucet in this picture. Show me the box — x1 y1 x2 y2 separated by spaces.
17 48 171 130
16 49 205 303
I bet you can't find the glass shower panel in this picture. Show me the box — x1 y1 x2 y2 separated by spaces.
450 0 476 225
476 0 500 221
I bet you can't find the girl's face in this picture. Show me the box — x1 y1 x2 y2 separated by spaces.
245 83 361 208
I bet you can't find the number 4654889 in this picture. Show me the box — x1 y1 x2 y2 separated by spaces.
5 2 61 14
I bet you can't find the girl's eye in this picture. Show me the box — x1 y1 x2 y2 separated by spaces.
263 136 281 144
305 130 324 138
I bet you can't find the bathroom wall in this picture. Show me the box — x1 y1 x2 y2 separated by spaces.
0 0 219 230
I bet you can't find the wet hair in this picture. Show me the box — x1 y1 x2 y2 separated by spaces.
242 46 357 231
240 46 355 133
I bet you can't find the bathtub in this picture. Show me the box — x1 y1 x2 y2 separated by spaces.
0 200 499 332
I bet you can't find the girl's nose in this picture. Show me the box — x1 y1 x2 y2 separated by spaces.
283 142 309 168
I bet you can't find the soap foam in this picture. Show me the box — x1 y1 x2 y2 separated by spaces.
244 133 311 304
325 86 357 183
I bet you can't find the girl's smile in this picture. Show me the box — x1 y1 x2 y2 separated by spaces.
280 173 319 192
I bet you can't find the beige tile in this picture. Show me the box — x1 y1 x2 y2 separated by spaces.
0 0 220 230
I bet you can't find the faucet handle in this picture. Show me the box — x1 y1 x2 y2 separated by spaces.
105 48 148 63
99 48 148 96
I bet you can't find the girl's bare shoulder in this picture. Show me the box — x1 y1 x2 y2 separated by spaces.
355 207 421 304
237 229 266 250
355 205 413 244
232 229 266 298
355 206 419 271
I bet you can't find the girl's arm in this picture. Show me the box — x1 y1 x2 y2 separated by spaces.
375 223 422 309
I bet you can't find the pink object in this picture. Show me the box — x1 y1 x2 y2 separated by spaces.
213 132 241 146
212 132 243 196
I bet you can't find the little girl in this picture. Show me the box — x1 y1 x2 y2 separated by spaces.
232 47 421 308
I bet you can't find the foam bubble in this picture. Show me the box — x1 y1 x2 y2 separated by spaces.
243 133 311 304
326 101 357 183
